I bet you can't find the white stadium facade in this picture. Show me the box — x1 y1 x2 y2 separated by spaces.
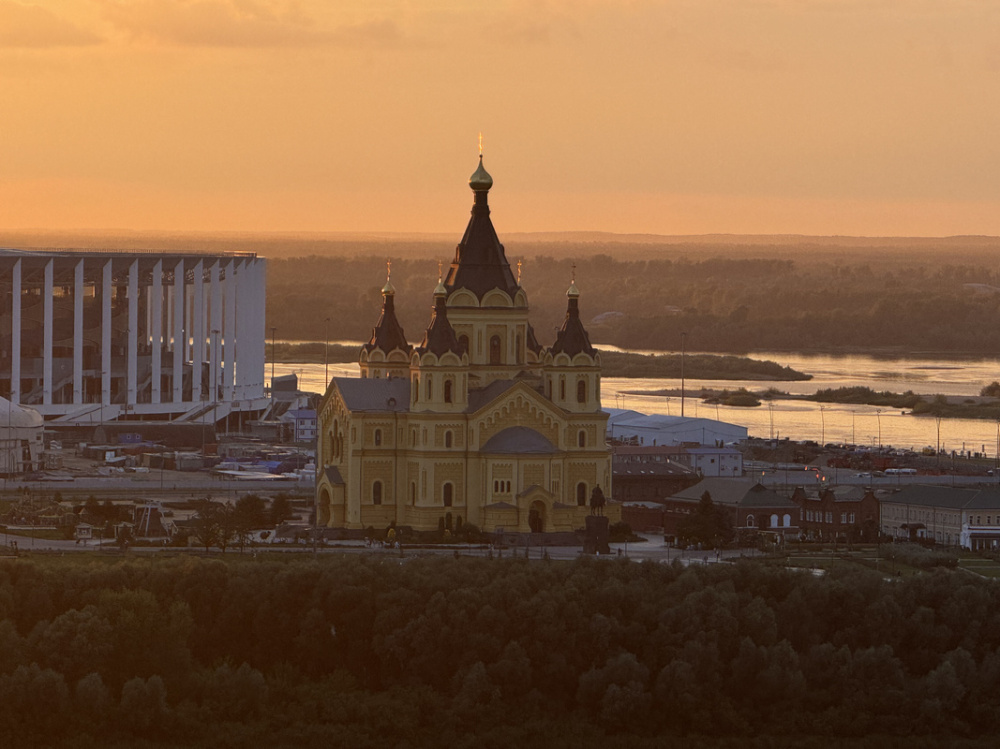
0 249 267 425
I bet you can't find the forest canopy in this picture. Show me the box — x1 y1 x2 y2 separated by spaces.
2 554 1000 747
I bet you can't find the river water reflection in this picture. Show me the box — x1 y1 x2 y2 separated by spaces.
274 350 1000 456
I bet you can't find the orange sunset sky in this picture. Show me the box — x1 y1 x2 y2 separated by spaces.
1 0 999 237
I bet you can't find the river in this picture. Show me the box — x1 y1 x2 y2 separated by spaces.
272 350 1000 457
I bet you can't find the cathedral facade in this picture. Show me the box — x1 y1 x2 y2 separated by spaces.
315 157 614 533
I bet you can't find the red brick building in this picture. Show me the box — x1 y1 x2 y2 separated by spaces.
790 486 880 542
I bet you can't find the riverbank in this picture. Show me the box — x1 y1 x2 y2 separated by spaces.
271 343 811 381
623 384 1000 421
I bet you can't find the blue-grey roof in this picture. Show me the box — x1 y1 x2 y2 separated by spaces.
481 426 559 455
882 485 978 509
884 485 1000 510
467 379 519 413
324 466 345 485
670 478 796 508
334 377 410 412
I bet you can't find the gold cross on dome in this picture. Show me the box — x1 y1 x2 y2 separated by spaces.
437 259 443 281
386 259 391 281
517 259 522 283
478 132 483 156
571 263 576 283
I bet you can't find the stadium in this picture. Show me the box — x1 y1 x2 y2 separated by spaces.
0 248 267 426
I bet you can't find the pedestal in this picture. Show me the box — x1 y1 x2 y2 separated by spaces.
583 515 611 555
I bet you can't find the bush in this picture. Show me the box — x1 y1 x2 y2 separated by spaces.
609 521 643 543
888 542 958 570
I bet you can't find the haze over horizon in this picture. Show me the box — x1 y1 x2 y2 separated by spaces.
2 1 999 237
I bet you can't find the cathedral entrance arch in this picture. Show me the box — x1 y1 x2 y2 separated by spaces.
318 487 331 526
528 500 546 533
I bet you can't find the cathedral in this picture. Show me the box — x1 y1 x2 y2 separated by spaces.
315 155 615 533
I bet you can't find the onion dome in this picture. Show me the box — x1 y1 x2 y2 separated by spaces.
444 154 520 301
416 278 466 357
469 155 493 192
550 279 596 357
362 273 411 356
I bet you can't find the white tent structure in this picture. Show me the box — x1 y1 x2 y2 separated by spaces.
605 408 748 447
0 396 43 475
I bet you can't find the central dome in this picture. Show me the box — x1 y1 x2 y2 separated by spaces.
469 155 493 192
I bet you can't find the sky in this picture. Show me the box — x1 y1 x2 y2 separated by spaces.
1 0 999 237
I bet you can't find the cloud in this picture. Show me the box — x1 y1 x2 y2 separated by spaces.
100 0 404 48
0 1 103 48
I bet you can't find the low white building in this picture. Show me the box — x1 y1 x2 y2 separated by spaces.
679 446 744 478
606 408 748 447
881 484 1000 549
0 396 44 475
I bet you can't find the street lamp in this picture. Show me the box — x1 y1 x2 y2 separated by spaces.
270 326 277 391
324 317 331 391
819 405 826 446
876 409 882 450
680 332 687 418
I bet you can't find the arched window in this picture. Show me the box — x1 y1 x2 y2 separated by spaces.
577 379 587 403
578 430 586 448
444 379 453 403
560 377 566 400
493 480 499 493
445 431 453 448
516 334 523 363
374 429 382 446
443 483 453 507
782 513 791 528
426 375 433 400
372 480 383 505
747 514 755 527
506 481 511 493
770 513 779 528
489 335 501 365
577 482 587 507
412 376 418 402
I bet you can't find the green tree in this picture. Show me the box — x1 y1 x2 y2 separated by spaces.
191 500 224 551
270 494 294 526
233 494 267 551
677 491 733 548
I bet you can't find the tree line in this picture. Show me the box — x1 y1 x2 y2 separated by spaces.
1 555 999 747
267 249 1000 355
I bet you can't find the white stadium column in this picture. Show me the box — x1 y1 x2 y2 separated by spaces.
260 259 267 397
210 262 222 402
73 259 84 404
151 260 162 403
173 259 185 403
223 260 236 402
102 260 112 405
127 260 138 406
43 259 53 405
192 260 204 402
11 259 21 403
235 260 248 401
